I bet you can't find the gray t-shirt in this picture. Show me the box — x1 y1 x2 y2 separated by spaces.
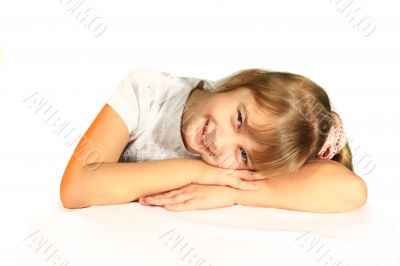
106 67 215 163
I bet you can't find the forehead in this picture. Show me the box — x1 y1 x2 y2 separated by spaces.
227 86 254 99
233 87 265 126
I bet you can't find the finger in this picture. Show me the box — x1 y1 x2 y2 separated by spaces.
145 192 194 206
143 188 186 204
163 200 195 212
229 177 260 191
142 187 188 206
138 197 151 206
149 189 185 199
241 171 266 181
139 191 172 206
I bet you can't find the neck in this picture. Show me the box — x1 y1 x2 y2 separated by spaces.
182 86 209 124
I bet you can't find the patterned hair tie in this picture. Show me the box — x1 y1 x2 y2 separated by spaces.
317 111 347 160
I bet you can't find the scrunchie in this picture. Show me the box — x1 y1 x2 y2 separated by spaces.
317 111 347 160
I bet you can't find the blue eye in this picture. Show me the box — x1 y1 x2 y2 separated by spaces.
237 110 243 128
238 110 247 164
240 147 248 163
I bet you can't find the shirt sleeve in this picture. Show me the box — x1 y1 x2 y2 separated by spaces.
105 67 157 136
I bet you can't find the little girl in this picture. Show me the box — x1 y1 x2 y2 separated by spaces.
60 67 367 213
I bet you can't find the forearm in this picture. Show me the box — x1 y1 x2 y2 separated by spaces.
61 158 201 208
232 160 368 213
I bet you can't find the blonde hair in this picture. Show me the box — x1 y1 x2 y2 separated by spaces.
210 68 353 175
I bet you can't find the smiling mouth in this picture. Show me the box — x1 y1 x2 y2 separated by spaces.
199 119 213 156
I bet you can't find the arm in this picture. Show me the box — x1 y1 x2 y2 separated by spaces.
69 159 202 208
232 159 368 213
60 103 202 208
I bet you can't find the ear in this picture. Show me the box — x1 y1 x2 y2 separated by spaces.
226 69 264 88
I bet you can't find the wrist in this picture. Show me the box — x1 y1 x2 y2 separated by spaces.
228 187 239 205
230 179 272 207
191 159 217 184
190 159 208 183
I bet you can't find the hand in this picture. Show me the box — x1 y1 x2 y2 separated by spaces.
193 160 267 191
138 184 236 211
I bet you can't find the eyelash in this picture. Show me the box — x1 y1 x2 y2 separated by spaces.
237 110 248 164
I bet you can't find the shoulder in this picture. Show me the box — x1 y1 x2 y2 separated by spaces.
125 67 179 90
127 67 214 91
125 66 162 87
124 67 215 106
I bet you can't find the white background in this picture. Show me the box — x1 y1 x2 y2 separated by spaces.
1 0 399 265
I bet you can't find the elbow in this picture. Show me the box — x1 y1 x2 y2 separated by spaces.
351 177 368 210
60 174 90 209
60 187 83 209
60 190 77 209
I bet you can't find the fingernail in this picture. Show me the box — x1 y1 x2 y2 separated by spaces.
139 198 148 205
250 185 260 190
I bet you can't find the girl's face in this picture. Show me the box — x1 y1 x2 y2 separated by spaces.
181 86 264 170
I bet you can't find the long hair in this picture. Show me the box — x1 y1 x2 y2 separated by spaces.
209 68 353 176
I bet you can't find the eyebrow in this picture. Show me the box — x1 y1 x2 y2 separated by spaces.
240 103 255 170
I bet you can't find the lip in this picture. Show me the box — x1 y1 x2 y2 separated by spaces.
199 119 213 155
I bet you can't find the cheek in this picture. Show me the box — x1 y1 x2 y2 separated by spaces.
218 153 241 169
204 95 229 110
204 100 231 120
202 151 241 170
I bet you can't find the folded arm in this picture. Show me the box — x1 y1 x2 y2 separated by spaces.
232 159 368 213
60 104 201 208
